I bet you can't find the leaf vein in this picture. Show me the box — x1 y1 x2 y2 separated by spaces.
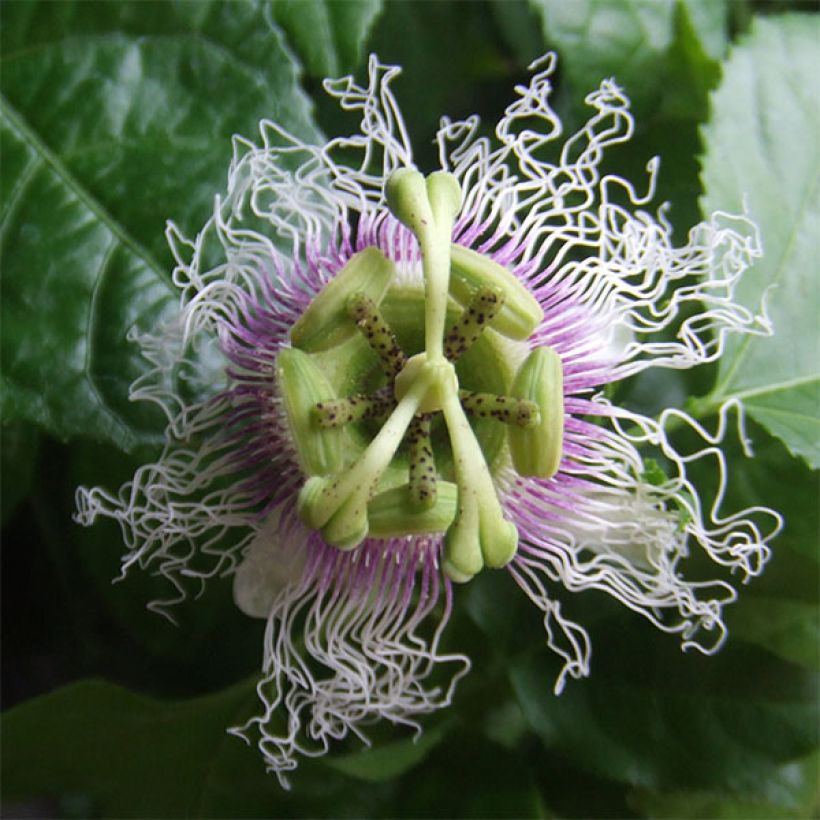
0 150 40 244
710 161 820 400
732 374 820 405
747 405 820 425
0 93 168 282
84 236 135 443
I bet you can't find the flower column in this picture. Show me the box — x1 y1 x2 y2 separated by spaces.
294 168 565 582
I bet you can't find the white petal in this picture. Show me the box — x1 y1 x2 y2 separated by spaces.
233 509 307 619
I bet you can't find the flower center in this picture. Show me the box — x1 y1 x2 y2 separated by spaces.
280 169 565 582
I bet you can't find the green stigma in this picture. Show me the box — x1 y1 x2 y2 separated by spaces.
283 168 564 582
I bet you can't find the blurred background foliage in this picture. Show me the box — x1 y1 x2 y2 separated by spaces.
1 0 818 817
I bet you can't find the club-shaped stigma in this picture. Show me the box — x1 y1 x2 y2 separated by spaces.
387 169 461 361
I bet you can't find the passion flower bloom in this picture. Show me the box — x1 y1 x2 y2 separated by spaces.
75 54 781 786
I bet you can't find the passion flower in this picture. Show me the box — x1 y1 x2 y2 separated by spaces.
75 54 781 787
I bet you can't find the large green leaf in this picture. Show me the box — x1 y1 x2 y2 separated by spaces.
466 560 815 803
684 417 819 670
698 14 820 467
1 678 505 818
0 1 321 451
629 752 819 818
269 0 383 78
511 626 819 796
0 678 278 818
530 0 726 119
728 597 819 671
721 454 820 672
1 99 175 451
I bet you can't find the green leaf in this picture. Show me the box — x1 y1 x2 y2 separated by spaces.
532 0 674 113
678 0 728 63
0 678 286 818
388 727 551 819
530 0 726 119
698 14 820 467
629 751 820 818
0 1 321 451
0 98 175 451
701 419 820 671
489 0 547 64
511 620 819 794
269 0 383 78
661 0 724 120
323 723 447 782
728 598 819 671
57 439 263 678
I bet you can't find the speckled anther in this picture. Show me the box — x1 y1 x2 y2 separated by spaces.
444 287 505 362
407 415 437 509
458 390 540 427
347 291 407 380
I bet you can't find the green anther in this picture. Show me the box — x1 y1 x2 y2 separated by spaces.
347 291 407 380
444 286 505 361
449 244 544 340
440 390 519 582
459 390 540 427
508 346 564 479
276 348 344 476
368 481 457 538
290 248 394 352
321 491 373 550
296 475 330 529
313 393 395 429
407 415 437 509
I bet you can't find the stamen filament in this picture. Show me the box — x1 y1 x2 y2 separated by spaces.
444 287 505 362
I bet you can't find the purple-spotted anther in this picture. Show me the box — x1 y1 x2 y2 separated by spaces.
75 54 781 787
